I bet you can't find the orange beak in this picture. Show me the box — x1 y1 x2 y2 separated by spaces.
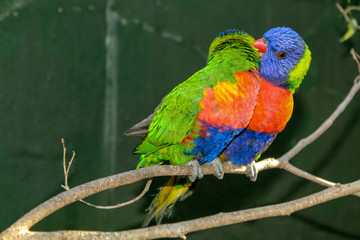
253 38 267 58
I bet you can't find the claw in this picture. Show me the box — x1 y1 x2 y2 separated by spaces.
209 158 224 179
185 160 203 182
245 161 258 182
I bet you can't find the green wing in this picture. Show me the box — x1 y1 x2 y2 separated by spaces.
134 70 210 154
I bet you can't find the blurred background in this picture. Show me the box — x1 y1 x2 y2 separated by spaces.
0 0 360 239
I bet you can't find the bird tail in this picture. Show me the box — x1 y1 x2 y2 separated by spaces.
142 176 194 227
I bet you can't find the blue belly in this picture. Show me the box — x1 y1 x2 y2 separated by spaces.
223 129 277 165
188 125 241 164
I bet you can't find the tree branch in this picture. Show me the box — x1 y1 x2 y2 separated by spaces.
0 162 273 240
16 179 360 240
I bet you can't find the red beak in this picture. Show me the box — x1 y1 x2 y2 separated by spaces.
253 38 267 58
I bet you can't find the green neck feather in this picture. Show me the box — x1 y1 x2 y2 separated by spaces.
206 33 259 69
287 44 311 93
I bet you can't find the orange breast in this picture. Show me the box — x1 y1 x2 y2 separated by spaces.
197 71 260 129
247 78 294 133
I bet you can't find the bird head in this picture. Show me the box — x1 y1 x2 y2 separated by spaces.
253 27 311 93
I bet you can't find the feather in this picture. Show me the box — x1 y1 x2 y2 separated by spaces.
124 112 154 136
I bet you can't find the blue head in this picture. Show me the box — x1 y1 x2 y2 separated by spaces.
254 27 311 93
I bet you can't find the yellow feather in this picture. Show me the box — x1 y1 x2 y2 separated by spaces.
142 176 193 226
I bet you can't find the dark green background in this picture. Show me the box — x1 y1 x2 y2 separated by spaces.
1 0 360 239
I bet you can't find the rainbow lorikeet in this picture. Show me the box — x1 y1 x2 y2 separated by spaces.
125 27 311 226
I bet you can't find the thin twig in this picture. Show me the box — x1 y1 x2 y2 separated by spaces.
60 138 76 190
61 138 67 188
282 163 337 186
336 2 360 30
346 6 360 13
267 159 360 197
351 48 360 73
78 178 153 209
281 162 360 197
60 139 153 209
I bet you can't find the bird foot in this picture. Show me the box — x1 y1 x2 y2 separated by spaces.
185 160 203 182
245 161 258 182
208 157 224 179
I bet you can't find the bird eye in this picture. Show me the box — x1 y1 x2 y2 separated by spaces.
277 51 286 60
263 38 269 47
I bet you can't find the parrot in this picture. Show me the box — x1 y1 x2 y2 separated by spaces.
125 27 311 226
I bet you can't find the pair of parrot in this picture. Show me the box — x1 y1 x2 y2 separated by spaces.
125 27 311 226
